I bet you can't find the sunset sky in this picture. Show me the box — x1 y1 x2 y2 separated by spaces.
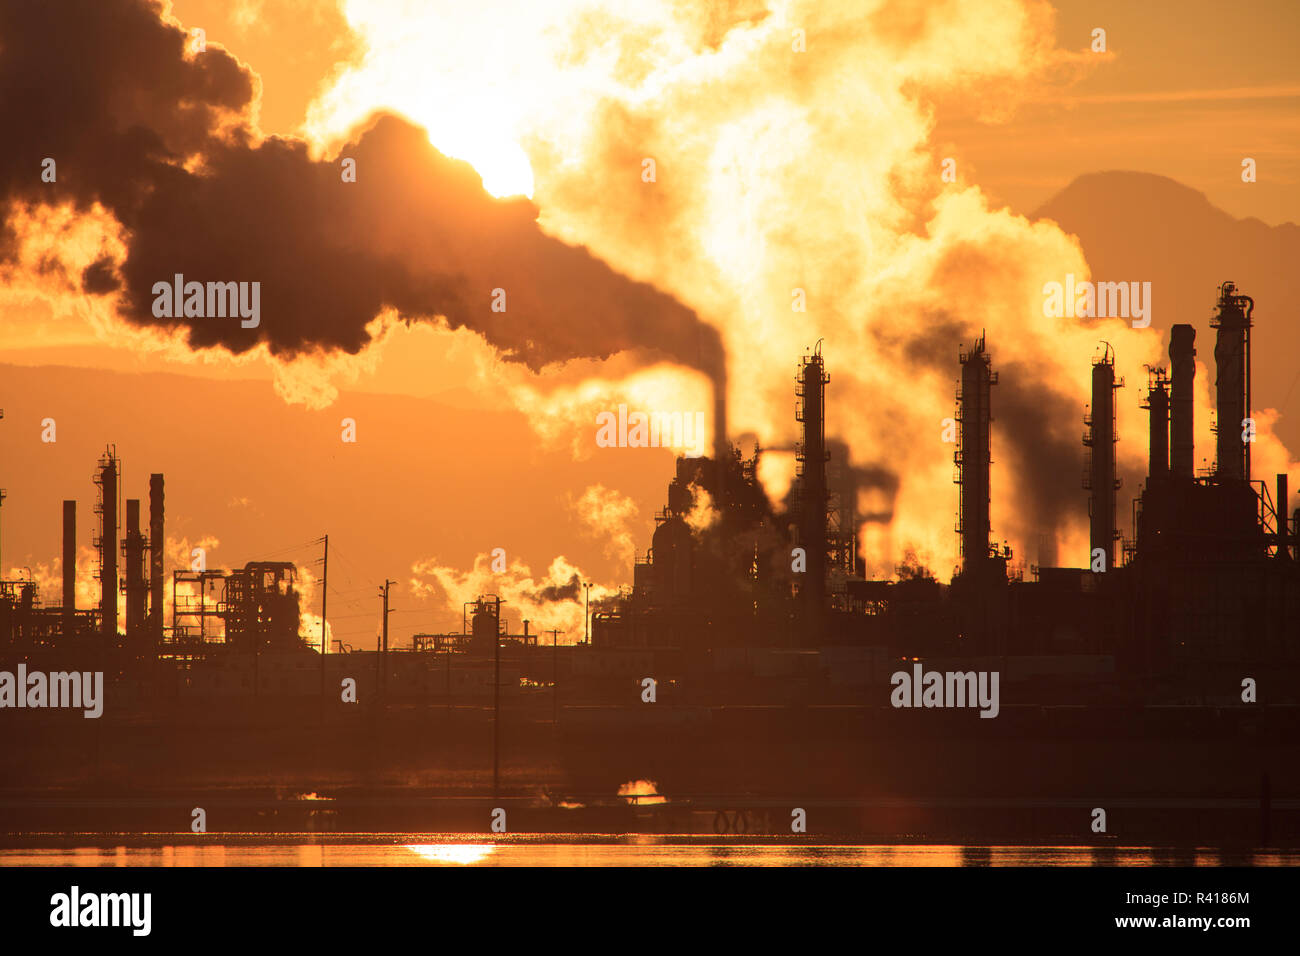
1 0 1297 650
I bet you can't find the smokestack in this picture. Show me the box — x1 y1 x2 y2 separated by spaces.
149 473 164 649
124 499 147 649
1279 473 1290 559
96 449 118 643
1085 347 1120 570
796 344 829 629
1143 369 1170 481
1212 282 1253 482
62 500 75 637
713 387 728 467
957 333 997 576
1169 324 1196 479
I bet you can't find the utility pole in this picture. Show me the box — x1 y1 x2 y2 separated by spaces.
547 628 563 727
583 582 592 644
317 535 328 721
492 615 500 800
382 580 393 654
380 579 393 697
319 535 329 655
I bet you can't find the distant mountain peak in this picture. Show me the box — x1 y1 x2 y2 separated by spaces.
1034 171 1223 224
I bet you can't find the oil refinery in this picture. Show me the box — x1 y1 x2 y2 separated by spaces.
2 281 1297 843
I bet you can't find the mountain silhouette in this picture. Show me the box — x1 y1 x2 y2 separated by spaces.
1034 171 1300 455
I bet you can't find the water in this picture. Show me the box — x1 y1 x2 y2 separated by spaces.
2 837 1296 866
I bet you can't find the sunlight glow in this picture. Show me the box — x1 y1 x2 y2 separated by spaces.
405 844 497 864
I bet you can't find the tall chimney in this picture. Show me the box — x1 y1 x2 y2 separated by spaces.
957 333 997 576
1169 324 1196 479
124 499 147 649
796 345 829 631
1142 369 1170 481
1085 347 1121 570
713 384 728 466
62 500 76 638
1212 282 1253 482
1279 473 1290 559
96 450 118 643
149 473 164 649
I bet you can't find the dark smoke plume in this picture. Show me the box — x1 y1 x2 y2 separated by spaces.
0 0 725 380
526 574 583 604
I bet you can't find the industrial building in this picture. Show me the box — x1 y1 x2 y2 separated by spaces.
1 281 1296 705
2 281 1298 847
588 281 1298 697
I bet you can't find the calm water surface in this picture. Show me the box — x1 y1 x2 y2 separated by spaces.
2 838 1296 866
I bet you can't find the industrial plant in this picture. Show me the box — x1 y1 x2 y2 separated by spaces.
1 280 1297 842
589 281 1297 687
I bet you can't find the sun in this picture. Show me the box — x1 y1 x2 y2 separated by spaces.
299 2 557 201
416 117 535 199
472 139 534 200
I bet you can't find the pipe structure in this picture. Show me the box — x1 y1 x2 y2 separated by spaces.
1086 347 1121 570
957 333 997 575
149 473 164 650
62 500 75 638
124 499 147 648
1169 325 1196 479
1212 281 1253 482
1278 473 1290 559
96 450 118 643
1143 368 1170 482
796 344 829 626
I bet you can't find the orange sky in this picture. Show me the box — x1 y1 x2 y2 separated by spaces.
163 0 1300 223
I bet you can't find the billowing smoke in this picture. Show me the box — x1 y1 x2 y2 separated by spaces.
408 552 614 640
0 0 725 386
571 484 641 566
364 0 1192 574
8 0 1295 581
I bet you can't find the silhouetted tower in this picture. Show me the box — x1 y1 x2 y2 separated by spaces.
149 474 164 650
713 376 729 474
123 499 147 651
795 343 829 624
956 333 997 575
469 595 503 655
1084 345 1123 569
93 448 119 643
1278 473 1291 560
62 500 76 638
1211 281 1254 482
1169 325 1196 479
1142 367 1170 481
826 438 859 582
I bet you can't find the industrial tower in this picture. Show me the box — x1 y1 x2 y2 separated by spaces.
956 333 997 579
1083 344 1123 570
